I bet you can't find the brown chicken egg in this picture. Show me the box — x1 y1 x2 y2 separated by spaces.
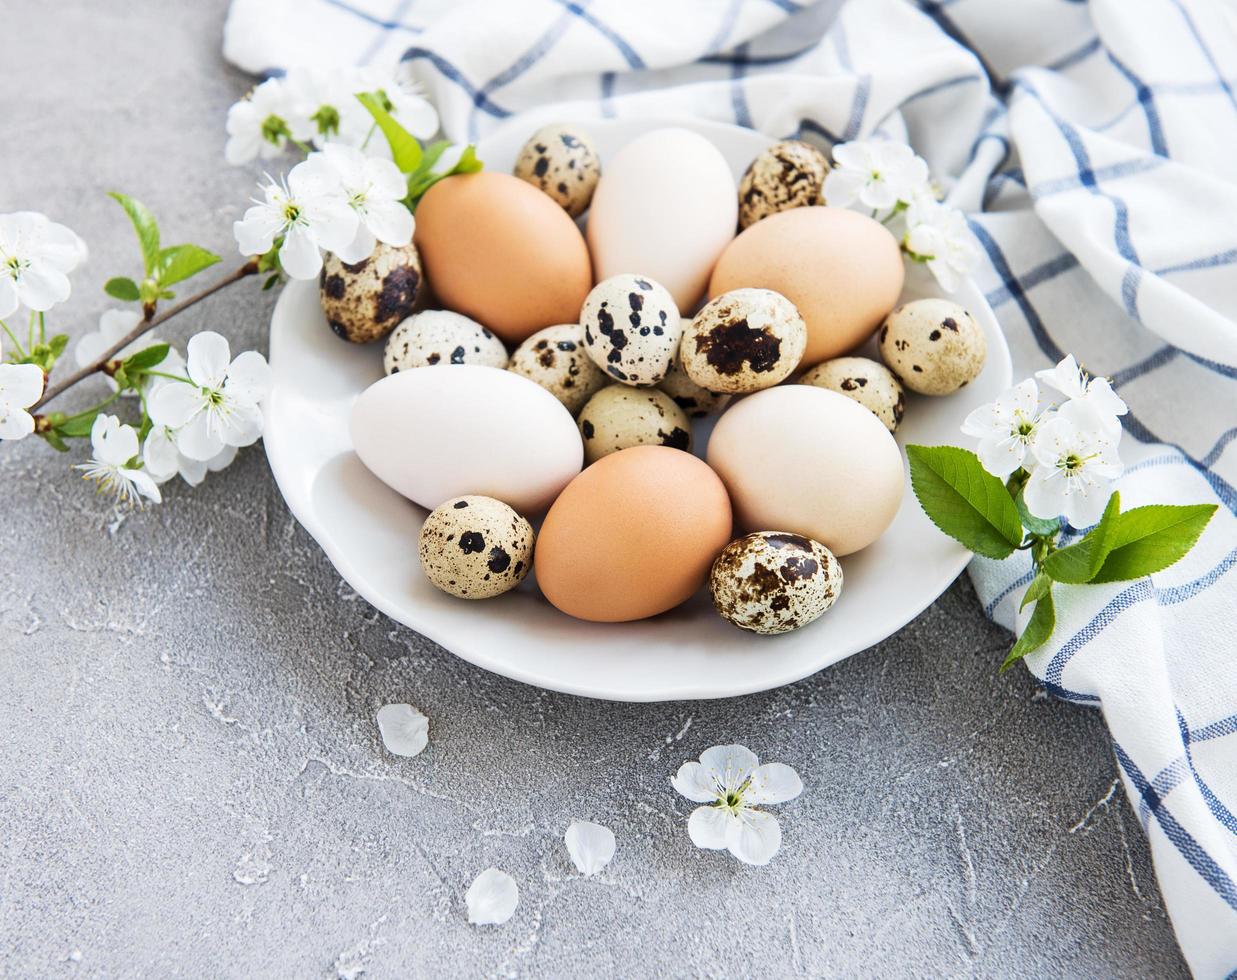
414 172 593 346
534 446 733 622
708 207 904 366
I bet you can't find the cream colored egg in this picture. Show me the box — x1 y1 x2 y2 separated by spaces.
680 288 806 394
507 323 608 415
350 365 583 514
879 298 986 395
418 495 534 599
513 125 601 217
587 127 737 310
383 310 508 375
799 356 905 432
706 385 903 557
578 384 691 464
658 327 731 418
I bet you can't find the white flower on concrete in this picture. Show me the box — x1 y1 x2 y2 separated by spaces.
672 744 803 866
564 820 616 877
233 161 358 280
148 331 270 462
0 361 45 441
465 868 518 925
825 140 930 213
74 413 161 506
0 211 88 318
1025 414 1123 527
375 703 429 758
1036 354 1127 434
225 77 297 166
961 378 1046 479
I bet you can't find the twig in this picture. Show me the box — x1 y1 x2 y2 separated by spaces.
31 258 261 413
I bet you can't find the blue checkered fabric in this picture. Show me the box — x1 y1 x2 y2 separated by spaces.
225 0 1237 970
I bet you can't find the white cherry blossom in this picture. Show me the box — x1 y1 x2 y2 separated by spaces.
301 144 413 264
75 309 174 394
233 161 358 280
73 414 161 506
148 331 271 462
961 379 1046 478
0 360 45 441
1036 355 1127 434
904 197 981 292
375 703 429 758
564 821 616 877
142 425 237 487
825 140 931 212
465 868 518 926
225 77 297 166
0 211 88 318
672 744 803 866
1024 414 1123 527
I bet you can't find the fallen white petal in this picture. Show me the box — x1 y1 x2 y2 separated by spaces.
564 821 615 877
465 868 518 925
375 703 428 758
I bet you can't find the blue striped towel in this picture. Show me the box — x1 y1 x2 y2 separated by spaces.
225 0 1237 971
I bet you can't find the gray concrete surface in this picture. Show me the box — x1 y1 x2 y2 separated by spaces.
0 3 1187 977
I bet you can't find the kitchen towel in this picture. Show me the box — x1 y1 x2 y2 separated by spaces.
223 0 1237 973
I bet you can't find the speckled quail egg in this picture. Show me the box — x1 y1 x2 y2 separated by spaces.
577 384 692 464
738 139 831 230
418 495 535 599
878 298 986 395
513 124 601 218
799 356 905 432
658 325 731 418
580 274 682 387
507 323 608 415
383 310 508 375
680 288 806 394
710 531 843 635
320 240 423 344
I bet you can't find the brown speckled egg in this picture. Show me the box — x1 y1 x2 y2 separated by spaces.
710 531 842 635
418 495 534 599
658 325 731 418
738 139 831 230
580 274 681 387
799 356 905 432
513 125 601 217
680 288 806 394
507 323 608 415
577 384 691 464
319 241 423 344
383 310 507 375
879 298 986 395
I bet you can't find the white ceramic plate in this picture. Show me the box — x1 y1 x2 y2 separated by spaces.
263 117 1011 702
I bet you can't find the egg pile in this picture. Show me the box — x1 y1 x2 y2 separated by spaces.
332 126 988 637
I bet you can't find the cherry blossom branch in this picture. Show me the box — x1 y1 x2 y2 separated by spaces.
31 258 260 413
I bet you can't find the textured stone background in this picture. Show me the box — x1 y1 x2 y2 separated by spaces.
0 2 1188 977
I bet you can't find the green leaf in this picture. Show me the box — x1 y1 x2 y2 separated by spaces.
122 343 169 373
447 144 482 175
156 243 220 287
355 92 422 173
409 139 452 180
56 413 98 437
47 334 69 359
109 192 161 275
906 445 1024 559
104 276 142 301
41 429 70 452
1090 504 1219 584
1002 588 1055 672
1041 492 1121 584
1020 571 1052 611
